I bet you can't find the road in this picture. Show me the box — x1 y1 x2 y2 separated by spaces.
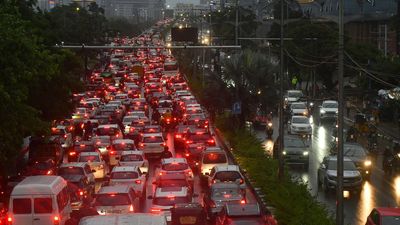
255 109 400 225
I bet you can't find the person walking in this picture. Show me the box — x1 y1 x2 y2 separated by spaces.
291 76 298 89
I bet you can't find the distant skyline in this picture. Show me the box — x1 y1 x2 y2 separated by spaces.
166 0 200 8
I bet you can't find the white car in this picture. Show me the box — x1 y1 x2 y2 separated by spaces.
138 133 167 158
95 185 139 215
118 151 149 174
207 165 246 190
122 115 140 134
51 125 73 148
320 100 338 120
199 147 229 178
290 102 309 117
58 162 96 184
155 158 193 184
285 90 303 105
288 116 312 135
109 139 136 167
108 166 147 198
77 152 107 179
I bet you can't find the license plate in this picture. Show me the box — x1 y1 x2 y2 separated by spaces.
179 216 197 224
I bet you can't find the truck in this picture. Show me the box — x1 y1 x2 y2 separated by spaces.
28 136 64 165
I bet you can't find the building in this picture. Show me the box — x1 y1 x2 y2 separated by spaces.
104 0 165 22
299 0 398 55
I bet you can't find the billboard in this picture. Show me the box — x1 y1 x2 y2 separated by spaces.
171 27 198 44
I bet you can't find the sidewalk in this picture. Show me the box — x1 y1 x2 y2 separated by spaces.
345 99 399 141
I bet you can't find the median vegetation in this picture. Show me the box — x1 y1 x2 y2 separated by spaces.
215 115 335 225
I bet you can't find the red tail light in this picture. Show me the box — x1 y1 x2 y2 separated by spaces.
151 208 161 213
47 170 53 175
160 143 166 147
185 153 189 157
63 134 67 138
135 180 141 184
69 152 76 156
139 143 144 148
175 134 182 139
208 139 215 144
78 189 84 196
110 151 116 155
240 199 246 204
7 216 12 224
240 179 244 184
129 204 134 212
53 216 60 225
186 140 192 144
212 179 217 184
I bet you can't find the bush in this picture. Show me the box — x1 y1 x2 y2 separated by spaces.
218 116 335 225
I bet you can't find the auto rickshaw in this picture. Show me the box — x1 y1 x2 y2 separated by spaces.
171 203 207 225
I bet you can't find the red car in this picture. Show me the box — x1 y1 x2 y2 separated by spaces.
366 207 400 225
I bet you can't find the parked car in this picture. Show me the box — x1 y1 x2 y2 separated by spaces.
366 207 400 225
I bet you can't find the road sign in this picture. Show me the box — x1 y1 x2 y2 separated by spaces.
232 102 241 115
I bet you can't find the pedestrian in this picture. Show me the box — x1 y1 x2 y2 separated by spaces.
291 76 298 89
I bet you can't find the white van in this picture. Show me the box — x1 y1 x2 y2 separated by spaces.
79 214 167 225
8 176 71 225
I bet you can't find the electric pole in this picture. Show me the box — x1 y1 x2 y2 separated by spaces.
278 0 285 180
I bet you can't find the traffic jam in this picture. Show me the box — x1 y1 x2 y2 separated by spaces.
2 23 277 225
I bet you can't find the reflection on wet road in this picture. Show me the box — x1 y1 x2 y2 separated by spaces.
256 115 400 225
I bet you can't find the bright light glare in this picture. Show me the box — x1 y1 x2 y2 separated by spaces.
394 176 400 198
343 190 350 198
317 126 326 150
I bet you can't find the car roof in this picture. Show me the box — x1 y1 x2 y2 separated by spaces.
325 156 353 162
111 166 139 172
97 185 131 194
79 214 167 225
204 147 223 152
12 176 67 195
98 124 119 129
322 100 338 104
374 207 400 216
211 182 241 189
213 165 240 172
161 158 187 164
291 116 308 119
158 173 187 180
225 203 261 216
60 162 88 168
113 139 134 144
154 186 188 197
79 152 100 156
142 133 163 137
121 150 144 156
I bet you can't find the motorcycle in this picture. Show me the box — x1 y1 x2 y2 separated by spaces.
383 153 400 176
266 121 273 139
160 116 177 132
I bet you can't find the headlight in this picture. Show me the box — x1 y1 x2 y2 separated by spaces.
364 160 372 167
303 151 309 156
282 151 286 155
320 109 326 114
303 111 308 116
309 102 314 107
335 110 339 114
267 122 272 127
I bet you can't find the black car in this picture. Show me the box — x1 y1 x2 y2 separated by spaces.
61 174 94 210
68 141 97 162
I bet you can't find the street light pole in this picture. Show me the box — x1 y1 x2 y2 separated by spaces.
235 0 239 46
336 0 344 224
278 0 285 180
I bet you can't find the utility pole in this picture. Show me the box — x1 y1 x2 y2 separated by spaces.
337 0 344 224
278 0 285 180
235 0 239 46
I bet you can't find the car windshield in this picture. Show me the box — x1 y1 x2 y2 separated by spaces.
322 103 338 108
144 127 160 133
114 143 135 151
121 154 143 162
189 134 211 141
143 136 163 143
153 196 189 206
382 215 400 225
164 64 178 71
97 128 119 136
95 194 131 206
74 144 95 152
214 171 242 181
291 104 306 109
288 92 303 98
292 117 309 124
110 172 139 179
58 167 84 175
212 188 241 198
123 117 137 123
285 138 305 147
203 153 227 164
92 137 110 145
78 155 100 162
51 129 65 135
327 161 357 170
162 163 188 171
158 179 188 188
344 145 367 157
